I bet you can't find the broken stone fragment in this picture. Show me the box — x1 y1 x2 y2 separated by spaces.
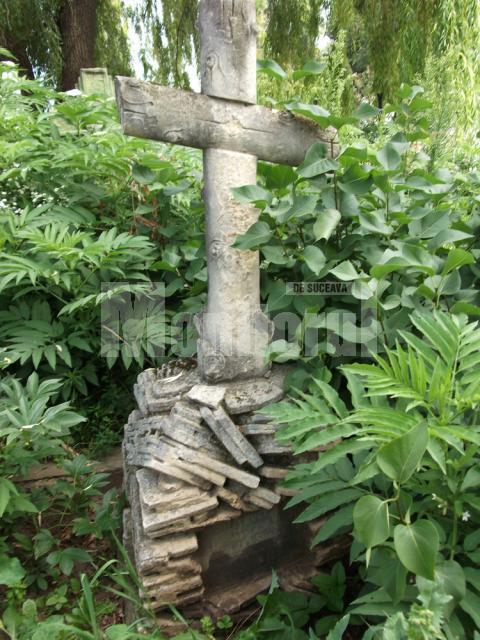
148 504 242 539
130 478 199 567
244 494 274 510
200 405 264 468
136 467 204 509
131 452 212 490
133 517 198 575
215 485 254 512
248 486 281 506
223 377 284 414
161 413 223 458
149 584 204 610
142 558 201 585
242 422 277 435
259 466 290 480
134 366 201 415
251 413 274 423
187 384 227 408
140 491 218 535
250 434 292 455
199 406 248 466
144 436 260 489
144 573 204 601
275 486 298 497
171 400 202 422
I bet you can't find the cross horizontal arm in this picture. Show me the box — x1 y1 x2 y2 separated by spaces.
116 77 336 166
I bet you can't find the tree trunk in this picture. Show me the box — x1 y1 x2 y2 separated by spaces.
58 0 98 91
1 35 35 79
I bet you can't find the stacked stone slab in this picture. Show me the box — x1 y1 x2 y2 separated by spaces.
124 362 282 607
123 361 345 617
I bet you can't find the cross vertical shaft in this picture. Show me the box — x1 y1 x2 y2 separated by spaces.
196 0 272 383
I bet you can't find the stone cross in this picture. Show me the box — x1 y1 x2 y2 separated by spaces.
115 0 333 383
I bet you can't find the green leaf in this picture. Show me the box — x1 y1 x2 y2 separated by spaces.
257 59 287 80
292 60 326 80
393 520 438 580
442 248 475 275
377 423 428 484
232 184 272 205
261 245 291 265
329 260 360 281
461 467 480 491
10 495 38 513
286 194 318 219
326 614 350 640
34 529 55 559
313 379 348 418
314 440 372 472
313 209 341 241
0 555 26 585
298 142 338 178
233 221 272 250
371 259 434 279
464 529 480 553
0 479 12 517
299 157 339 179
339 164 372 195
295 488 362 523
312 505 354 545
376 143 401 171
354 103 381 119
265 339 301 363
304 245 326 275
451 301 480 316
435 560 466 604
285 101 331 128
131 164 155 184
258 163 297 189
353 495 390 549
459 589 480 628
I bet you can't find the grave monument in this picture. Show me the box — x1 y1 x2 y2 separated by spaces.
116 0 340 626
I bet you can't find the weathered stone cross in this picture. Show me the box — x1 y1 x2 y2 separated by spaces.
116 0 332 383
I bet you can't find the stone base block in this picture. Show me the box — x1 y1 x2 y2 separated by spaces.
122 361 344 630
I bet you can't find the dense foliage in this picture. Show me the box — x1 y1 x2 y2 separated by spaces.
246 64 480 638
1 35 480 639
2 0 479 148
0 60 207 448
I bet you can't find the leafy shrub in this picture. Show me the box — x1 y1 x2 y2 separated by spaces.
234 84 479 377
262 310 480 636
0 371 125 619
0 373 85 516
0 58 205 413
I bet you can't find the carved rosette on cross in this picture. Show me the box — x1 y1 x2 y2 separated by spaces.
116 0 338 625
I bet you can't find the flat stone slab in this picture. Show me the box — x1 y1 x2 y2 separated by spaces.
187 384 226 408
223 377 284 414
200 405 263 468
140 491 219 535
260 466 290 480
242 422 277 435
137 467 203 509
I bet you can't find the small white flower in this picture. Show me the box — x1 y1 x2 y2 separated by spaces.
462 511 471 522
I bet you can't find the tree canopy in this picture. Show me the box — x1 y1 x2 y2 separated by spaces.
1 0 479 140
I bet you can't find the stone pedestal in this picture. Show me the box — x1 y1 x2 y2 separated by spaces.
122 361 347 627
